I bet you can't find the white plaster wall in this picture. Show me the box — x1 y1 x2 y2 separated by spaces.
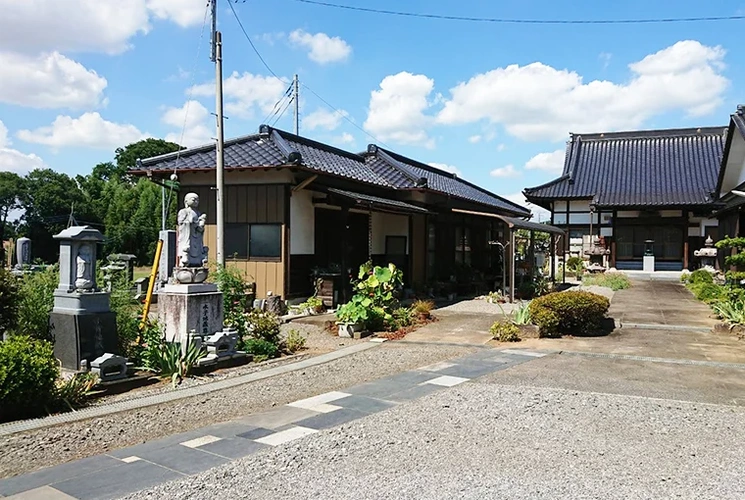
659 210 683 217
720 133 745 195
617 210 641 218
699 218 718 237
569 200 591 211
371 212 409 254
290 189 314 254
554 200 567 211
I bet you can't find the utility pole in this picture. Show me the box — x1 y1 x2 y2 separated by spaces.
293 74 299 135
211 0 226 266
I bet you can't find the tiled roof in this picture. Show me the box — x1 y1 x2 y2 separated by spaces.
364 146 530 217
327 188 431 214
131 125 528 216
524 127 727 208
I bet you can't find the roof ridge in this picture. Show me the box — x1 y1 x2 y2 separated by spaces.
569 126 727 141
267 125 365 162
366 146 421 185
139 132 263 166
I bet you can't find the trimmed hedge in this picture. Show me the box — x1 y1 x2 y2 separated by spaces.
0 335 60 422
0 268 19 336
529 291 610 337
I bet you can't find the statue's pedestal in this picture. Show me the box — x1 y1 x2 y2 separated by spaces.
158 283 224 344
51 291 118 370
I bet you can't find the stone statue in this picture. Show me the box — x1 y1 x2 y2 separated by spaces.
177 192 208 268
75 244 93 290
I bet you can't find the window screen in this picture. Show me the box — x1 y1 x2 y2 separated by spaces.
249 224 281 258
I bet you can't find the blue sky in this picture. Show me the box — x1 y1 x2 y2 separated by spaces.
1 0 743 219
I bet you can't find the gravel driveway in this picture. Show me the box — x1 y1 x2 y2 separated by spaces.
127 382 745 500
0 343 476 478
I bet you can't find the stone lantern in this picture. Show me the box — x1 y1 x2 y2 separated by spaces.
50 226 118 370
694 236 718 271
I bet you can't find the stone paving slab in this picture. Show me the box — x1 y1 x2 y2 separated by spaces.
0 347 539 499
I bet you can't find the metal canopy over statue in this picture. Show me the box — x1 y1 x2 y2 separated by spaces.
174 192 209 284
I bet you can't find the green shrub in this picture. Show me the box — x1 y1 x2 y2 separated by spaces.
0 336 59 422
150 340 206 387
15 266 57 341
688 282 725 303
108 272 141 359
712 299 745 324
582 272 632 291
0 268 19 336
688 269 714 285
284 329 306 353
490 320 520 342
529 291 610 337
565 256 585 275
245 310 281 344
214 265 254 337
54 372 99 412
411 299 435 318
387 307 413 330
243 338 279 362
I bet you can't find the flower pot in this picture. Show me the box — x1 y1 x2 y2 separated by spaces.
337 322 363 338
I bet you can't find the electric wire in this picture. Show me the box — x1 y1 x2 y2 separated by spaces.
289 0 745 25
260 83 294 125
270 96 295 127
226 0 388 146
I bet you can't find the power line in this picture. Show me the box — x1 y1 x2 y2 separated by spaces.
261 83 294 125
225 0 388 146
289 0 745 25
270 96 294 127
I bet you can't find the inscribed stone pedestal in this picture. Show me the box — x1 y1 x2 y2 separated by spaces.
158 283 224 344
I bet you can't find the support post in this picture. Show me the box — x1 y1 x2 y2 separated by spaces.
215 31 225 266
510 229 516 303
340 207 350 303
293 74 299 135
550 234 556 283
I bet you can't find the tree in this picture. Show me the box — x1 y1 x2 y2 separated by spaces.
114 138 182 175
0 172 23 263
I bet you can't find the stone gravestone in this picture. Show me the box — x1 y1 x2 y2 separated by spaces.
158 193 223 345
49 226 118 371
157 229 177 291
15 237 31 267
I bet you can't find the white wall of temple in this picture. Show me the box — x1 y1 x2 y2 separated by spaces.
290 189 315 254
371 212 409 254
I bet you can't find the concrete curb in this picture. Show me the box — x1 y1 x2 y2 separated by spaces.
618 322 712 333
0 342 379 437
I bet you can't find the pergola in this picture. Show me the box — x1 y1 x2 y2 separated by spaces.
451 209 566 302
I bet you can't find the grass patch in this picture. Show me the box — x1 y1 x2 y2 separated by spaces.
581 272 632 291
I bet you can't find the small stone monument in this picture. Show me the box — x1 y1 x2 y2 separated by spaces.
15 237 31 267
157 229 177 290
694 236 718 271
91 353 128 382
50 226 118 370
159 193 223 345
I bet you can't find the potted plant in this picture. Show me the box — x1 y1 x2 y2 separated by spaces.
336 295 374 337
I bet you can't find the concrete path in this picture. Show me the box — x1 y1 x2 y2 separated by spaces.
0 349 540 500
609 279 716 328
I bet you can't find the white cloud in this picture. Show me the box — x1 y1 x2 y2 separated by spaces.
303 108 348 131
146 0 207 28
331 132 355 147
364 72 435 148
17 113 148 150
190 71 287 120
497 143 506 152
490 164 520 178
0 52 107 109
524 149 565 174
428 162 462 177
437 40 729 141
468 135 482 144
0 0 206 55
289 30 352 64
0 121 46 174
599 52 612 69
162 100 212 147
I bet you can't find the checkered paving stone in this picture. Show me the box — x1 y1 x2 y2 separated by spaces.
0 348 540 499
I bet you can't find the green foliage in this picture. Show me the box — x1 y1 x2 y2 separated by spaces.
300 295 324 313
582 272 632 291
533 274 551 297
214 265 254 338
486 291 505 304
0 268 19 336
686 269 714 285
490 320 520 342
243 338 279 362
386 307 414 331
0 172 23 262
687 282 725 303
529 291 610 337
337 262 404 331
15 266 57 341
0 336 59 422
151 340 206 387
114 138 182 174
512 303 532 325
284 329 306 353
712 299 745 325
54 372 99 412
245 310 281 344
565 256 585 275
136 322 165 372
107 271 141 359
716 236 745 269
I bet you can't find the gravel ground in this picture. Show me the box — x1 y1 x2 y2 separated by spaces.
85 322 356 407
0 342 476 479
436 298 522 315
127 382 745 500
